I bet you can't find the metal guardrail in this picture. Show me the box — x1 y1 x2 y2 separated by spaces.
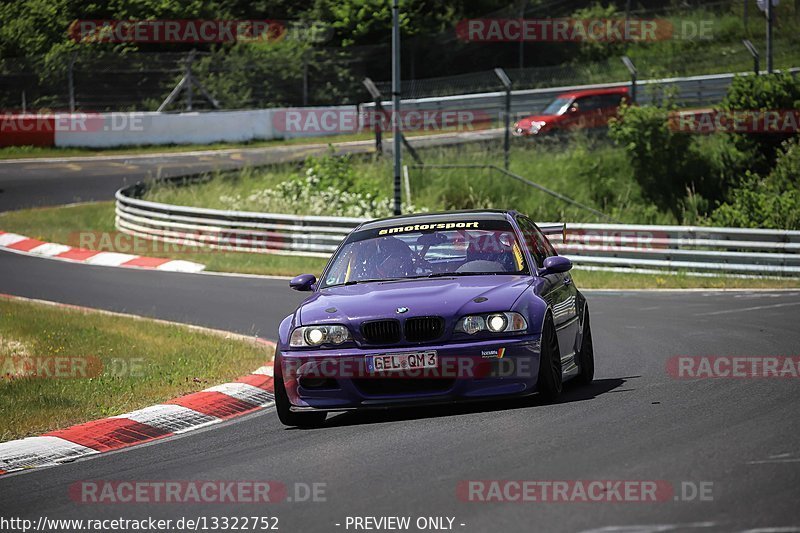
361 68 800 119
116 185 800 276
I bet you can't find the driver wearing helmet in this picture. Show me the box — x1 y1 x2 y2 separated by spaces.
369 236 416 278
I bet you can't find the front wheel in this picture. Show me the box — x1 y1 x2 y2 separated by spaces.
576 307 595 386
536 314 562 402
274 356 326 428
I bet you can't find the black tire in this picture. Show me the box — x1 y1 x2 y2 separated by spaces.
536 314 562 401
274 356 326 428
576 307 595 386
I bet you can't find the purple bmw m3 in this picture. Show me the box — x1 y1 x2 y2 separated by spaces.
274 210 594 427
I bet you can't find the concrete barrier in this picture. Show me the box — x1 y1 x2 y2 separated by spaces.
0 106 358 148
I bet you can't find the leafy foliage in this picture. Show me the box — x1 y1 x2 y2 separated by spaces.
216 151 418 218
710 137 800 229
719 72 800 175
608 103 706 217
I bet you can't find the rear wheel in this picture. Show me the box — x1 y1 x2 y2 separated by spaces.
576 307 595 385
274 355 327 428
536 314 562 401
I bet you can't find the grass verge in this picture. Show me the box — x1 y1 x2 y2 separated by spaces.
0 297 273 442
1 202 799 288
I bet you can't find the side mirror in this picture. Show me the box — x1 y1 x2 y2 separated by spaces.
542 256 572 275
290 273 317 292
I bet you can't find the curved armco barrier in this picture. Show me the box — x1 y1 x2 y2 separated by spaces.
116 183 800 276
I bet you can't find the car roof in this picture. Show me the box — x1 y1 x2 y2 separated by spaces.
358 209 515 231
557 86 629 99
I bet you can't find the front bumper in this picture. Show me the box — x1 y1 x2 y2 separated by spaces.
280 335 542 412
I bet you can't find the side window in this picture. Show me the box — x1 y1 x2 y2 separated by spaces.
600 94 624 108
577 95 603 111
516 217 556 269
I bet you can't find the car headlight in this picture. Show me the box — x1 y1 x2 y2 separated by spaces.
290 325 351 347
530 121 546 134
456 312 527 335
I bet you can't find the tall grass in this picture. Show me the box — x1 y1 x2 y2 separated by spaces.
145 137 675 224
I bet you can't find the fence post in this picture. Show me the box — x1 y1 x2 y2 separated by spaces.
302 54 309 106
185 51 194 111
67 51 77 113
743 39 760 74
493 68 512 171
363 78 383 155
621 56 637 104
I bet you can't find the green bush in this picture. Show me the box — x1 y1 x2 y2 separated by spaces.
710 137 800 229
568 3 625 63
608 103 707 219
718 72 800 175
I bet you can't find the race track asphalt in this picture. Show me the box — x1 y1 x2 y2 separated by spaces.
0 142 370 212
1 249 799 532
0 129 502 212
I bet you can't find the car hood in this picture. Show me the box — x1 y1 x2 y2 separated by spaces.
297 275 533 326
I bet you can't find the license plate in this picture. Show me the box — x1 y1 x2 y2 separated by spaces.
366 351 437 373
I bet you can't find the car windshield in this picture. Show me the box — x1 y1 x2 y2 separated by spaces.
321 220 528 288
541 97 572 116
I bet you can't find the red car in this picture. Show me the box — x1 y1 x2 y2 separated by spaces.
513 86 629 137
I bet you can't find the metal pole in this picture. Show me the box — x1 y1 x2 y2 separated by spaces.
493 68 512 171
302 51 309 106
185 51 194 111
518 1 526 69
392 0 402 215
743 39 760 75
504 88 511 170
621 56 637 104
67 52 77 113
403 165 412 204
744 0 748 31
21 91 26 113
766 0 773 73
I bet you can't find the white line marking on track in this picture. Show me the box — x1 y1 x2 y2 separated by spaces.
702 301 800 316
747 458 800 464
578 523 716 533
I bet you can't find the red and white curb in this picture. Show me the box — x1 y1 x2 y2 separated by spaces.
0 295 275 476
0 231 205 273
0 364 275 476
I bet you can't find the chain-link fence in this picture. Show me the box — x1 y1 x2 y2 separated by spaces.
1 0 797 112
0 47 366 112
